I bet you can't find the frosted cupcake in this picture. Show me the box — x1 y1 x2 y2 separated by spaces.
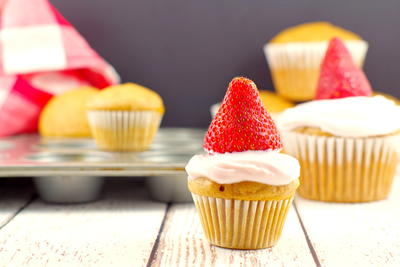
264 22 368 101
87 83 164 151
186 77 300 249
279 38 400 202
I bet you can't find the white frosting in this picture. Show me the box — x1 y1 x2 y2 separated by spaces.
185 150 300 186
278 96 400 137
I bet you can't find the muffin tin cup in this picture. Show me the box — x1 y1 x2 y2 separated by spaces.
191 193 294 249
87 110 162 151
0 128 205 203
282 131 400 202
264 40 368 101
36 139 96 150
34 176 104 204
145 174 192 203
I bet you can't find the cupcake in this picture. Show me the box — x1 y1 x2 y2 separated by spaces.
39 86 98 138
186 77 300 249
210 90 294 119
265 21 368 101
87 83 164 151
279 38 400 203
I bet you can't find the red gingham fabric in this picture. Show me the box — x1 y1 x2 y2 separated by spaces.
0 0 120 136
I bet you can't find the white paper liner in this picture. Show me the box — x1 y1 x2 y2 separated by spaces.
264 40 368 69
282 131 400 202
264 40 368 101
191 193 294 249
87 110 162 151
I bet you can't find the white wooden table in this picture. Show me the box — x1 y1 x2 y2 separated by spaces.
1 170 400 267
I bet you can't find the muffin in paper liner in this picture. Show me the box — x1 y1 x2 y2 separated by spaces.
191 193 294 249
87 110 162 151
282 131 400 202
264 40 368 101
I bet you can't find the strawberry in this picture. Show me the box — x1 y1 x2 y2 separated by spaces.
316 37 373 100
204 77 282 153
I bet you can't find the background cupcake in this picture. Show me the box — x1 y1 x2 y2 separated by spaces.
39 86 98 138
87 83 164 151
265 21 368 102
187 77 300 249
279 38 400 203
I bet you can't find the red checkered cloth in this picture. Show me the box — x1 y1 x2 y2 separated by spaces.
0 0 120 136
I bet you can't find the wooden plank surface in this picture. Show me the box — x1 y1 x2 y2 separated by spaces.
150 203 316 267
2 172 400 267
0 180 167 267
295 175 400 267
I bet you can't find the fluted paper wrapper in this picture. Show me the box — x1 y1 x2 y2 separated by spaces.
264 40 368 101
191 194 294 249
282 131 400 202
87 111 162 151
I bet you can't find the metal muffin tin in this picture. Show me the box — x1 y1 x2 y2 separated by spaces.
0 128 204 203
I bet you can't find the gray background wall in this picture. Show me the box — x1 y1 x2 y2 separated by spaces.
53 0 400 127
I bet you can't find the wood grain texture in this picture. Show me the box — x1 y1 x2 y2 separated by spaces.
295 174 400 267
150 203 315 267
0 181 166 267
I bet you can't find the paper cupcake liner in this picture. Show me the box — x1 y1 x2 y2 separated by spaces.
87 110 162 151
264 40 368 101
191 193 294 249
282 131 400 202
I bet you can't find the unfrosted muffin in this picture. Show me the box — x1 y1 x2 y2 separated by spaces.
187 77 300 249
264 21 368 101
39 86 98 138
259 90 295 113
87 83 164 151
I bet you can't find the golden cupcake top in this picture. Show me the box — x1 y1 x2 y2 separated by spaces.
87 83 165 113
259 90 295 113
39 86 98 138
270 21 362 43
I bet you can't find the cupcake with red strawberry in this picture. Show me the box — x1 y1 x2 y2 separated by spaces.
186 77 300 249
279 38 400 203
